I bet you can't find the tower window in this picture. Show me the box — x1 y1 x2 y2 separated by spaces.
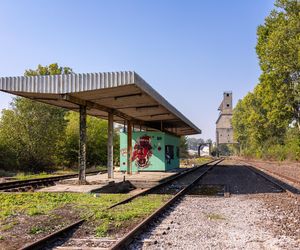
226 104 230 107
226 93 229 97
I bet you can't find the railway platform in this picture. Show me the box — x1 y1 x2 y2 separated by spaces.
38 169 184 193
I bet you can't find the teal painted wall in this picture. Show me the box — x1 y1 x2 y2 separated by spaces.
120 131 180 172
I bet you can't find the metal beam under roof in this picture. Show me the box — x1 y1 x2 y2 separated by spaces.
0 71 201 136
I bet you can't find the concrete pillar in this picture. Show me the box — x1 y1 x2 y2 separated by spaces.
127 120 132 175
79 105 87 184
107 112 114 178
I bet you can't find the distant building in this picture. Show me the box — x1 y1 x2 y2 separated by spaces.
199 144 210 157
216 92 234 145
188 149 198 156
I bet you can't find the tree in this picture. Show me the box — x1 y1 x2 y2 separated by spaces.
232 0 300 160
24 64 72 76
61 112 120 168
256 0 300 131
0 64 72 172
180 136 189 158
186 137 205 151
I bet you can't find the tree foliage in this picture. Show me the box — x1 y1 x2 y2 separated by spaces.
0 64 71 171
0 98 67 171
0 63 121 173
180 136 189 158
232 0 300 161
61 112 120 168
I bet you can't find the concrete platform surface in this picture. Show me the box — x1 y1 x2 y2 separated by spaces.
39 170 183 193
39 184 107 193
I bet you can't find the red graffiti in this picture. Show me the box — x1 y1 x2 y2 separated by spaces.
131 135 153 168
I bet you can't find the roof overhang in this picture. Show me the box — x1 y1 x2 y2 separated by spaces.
0 71 201 136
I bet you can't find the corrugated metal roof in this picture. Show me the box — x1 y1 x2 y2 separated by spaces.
0 71 135 93
0 71 201 136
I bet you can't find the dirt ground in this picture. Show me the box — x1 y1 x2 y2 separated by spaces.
0 206 81 250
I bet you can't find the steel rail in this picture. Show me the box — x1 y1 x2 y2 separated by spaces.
109 159 224 250
20 219 85 250
18 159 221 250
243 163 300 197
242 162 300 186
0 170 105 191
108 158 220 209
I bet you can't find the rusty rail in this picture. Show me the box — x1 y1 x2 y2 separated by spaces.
17 159 222 250
109 159 224 250
20 219 85 250
108 158 220 209
0 170 105 191
243 163 300 197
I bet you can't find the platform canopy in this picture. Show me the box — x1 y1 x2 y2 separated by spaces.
0 71 201 136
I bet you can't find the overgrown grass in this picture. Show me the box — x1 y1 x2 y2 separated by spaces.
180 157 212 167
0 192 171 237
194 157 213 165
14 172 59 180
93 194 171 236
8 166 107 180
0 192 129 220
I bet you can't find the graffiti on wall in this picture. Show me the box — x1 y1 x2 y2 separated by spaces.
132 135 153 169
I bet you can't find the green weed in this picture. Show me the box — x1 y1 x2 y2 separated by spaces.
29 226 45 234
1 221 18 231
96 221 110 237
0 192 171 238
0 192 129 220
92 194 171 237
15 172 57 181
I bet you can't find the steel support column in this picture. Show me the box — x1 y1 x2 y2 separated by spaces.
79 105 87 184
127 121 132 175
107 112 114 178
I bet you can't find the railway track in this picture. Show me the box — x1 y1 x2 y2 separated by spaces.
18 158 300 250
19 159 222 250
122 161 300 250
242 162 300 198
114 160 300 250
0 170 104 192
125 160 300 250
110 159 224 250
241 161 300 187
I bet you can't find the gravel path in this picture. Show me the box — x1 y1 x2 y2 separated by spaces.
130 195 299 250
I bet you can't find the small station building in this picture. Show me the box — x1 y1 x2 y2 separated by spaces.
0 71 201 182
120 131 180 172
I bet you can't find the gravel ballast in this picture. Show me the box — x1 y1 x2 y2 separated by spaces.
130 195 300 250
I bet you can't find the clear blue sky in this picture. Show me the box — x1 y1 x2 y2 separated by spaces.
0 0 275 141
